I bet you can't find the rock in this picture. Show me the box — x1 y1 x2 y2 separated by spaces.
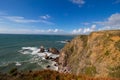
29 70 32 73
39 46 45 52
48 48 59 54
52 57 59 62
45 54 49 59
65 40 71 43
46 65 50 68
49 57 53 59
54 64 58 66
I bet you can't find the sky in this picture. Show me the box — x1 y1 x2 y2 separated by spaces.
0 0 120 34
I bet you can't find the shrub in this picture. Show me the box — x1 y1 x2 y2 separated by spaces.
109 65 120 78
115 40 120 51
0 69 118 80
9 67 18 76
84 66 97 76
105 50 110 56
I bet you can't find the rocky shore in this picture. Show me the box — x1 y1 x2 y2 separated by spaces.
19 46 60 71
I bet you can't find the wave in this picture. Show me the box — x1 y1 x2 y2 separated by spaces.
15 62 21 66
19 47 59 59
57 40 70 44
57 41 67 44
18 46 59 71
18 47 39 55
22 47 38 51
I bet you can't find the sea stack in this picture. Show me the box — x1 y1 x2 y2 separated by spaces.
48 48 59 54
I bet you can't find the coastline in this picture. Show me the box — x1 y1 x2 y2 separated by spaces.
0 34 74 73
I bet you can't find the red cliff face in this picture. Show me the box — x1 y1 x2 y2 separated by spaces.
59 30 120 78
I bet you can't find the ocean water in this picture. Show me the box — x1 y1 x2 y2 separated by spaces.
0 34 75 73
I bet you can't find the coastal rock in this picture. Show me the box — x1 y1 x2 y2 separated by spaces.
52 57 59 63
65 40 71 43
48 48 59 54
39 46 45 52
45 54 49 59
59 30 120 78
54 64 58 66
46 65 50 68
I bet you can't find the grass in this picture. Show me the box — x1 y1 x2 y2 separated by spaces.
84 66 97 76
114 40 120 51
0 69 119 80
109 65 120 78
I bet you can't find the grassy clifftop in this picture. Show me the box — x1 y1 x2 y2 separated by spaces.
0 69 118 80
59 30 120 78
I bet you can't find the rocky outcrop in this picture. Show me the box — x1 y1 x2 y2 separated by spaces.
52 57 59 63
48 48 59 54
39 46 45 52
59 30 120 78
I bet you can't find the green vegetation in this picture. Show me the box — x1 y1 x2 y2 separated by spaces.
109 65 120 78
79 35 88 47
104 50 110 56
9 67 18 76
84 66 97 76
70 46 74 52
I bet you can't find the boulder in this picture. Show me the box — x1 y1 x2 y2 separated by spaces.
48 48 59 54
52 57 59 63
39 46 45 52
65 40 71 43
45 54 49 59
49 57 53 59
46 65 50 68
54 64 58 66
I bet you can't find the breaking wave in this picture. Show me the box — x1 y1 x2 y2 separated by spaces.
18 46 59 71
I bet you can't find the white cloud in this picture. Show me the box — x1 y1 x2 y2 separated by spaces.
104 13 120 26
47 29 63 33
91 24 96 29
40 15 50 20
95 13 120 30
72 13 120 35
1 16 54 25
72 24 96 34
39 19 54 25
70 0 85 7
72 28 82 34
3 16 39 23
0 27 64 34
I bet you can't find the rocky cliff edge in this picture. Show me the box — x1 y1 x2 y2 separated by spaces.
59 30 120 78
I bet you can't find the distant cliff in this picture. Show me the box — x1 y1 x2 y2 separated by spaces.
59 30 120 78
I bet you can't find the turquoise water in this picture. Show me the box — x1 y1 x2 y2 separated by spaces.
0 34 74 72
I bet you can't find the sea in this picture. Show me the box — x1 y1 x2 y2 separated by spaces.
0 34 75 73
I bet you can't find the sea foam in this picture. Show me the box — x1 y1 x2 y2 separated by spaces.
15 62 21 66
18 46 59 71
57 41 67 44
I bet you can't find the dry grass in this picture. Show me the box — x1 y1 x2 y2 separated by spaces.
0 69 119 80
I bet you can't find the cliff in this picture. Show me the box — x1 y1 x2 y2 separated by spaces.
59 30 120 78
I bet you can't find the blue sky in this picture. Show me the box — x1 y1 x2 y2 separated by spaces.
0 0 120 34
